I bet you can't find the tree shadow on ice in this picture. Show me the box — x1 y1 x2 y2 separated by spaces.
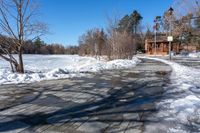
0 66 175 132
0 78 166 132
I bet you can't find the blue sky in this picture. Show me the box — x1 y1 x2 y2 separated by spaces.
39 0 173 46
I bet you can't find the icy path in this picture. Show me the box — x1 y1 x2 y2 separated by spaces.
139 56 200 133
0 59 171 133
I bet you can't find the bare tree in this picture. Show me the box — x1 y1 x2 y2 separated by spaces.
106 14 136 59
0 0 47 73
107 30 135 59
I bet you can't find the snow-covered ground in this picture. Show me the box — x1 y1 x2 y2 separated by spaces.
174 52 200 58
188 52 200 58
139 56 200 132
0 55 141 84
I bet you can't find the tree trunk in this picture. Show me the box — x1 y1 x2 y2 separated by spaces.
9 60 14 73
18 48 24 73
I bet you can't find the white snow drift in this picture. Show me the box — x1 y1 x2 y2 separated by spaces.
140 56 200 132
0 55 141 84
188 52 200 58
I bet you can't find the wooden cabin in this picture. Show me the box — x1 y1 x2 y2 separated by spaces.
145 39 181 55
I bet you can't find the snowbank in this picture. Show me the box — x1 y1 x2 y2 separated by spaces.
188 52 200 58
139 56 200 132
0 55 140 84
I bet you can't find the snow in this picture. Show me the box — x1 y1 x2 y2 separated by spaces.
188 52 200 58
139 56 200 132
0 55 141 84
175 52 200 58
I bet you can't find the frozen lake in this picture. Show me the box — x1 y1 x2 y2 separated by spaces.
0 55 140 84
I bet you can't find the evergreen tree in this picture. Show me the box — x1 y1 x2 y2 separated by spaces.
154 16 162 31
34 37 45 48
129 10 143 35
34 37 45 54
117 10 143 35
117 15 131 33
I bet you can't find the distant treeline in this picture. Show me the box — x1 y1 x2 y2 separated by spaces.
23 38 79 55
0 37 79 55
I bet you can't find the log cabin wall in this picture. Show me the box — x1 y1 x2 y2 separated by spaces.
145 39 180 55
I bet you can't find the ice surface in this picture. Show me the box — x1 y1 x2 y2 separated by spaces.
0 55 140 84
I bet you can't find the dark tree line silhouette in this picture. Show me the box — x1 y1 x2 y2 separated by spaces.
23 38 79 55
0 37 79 55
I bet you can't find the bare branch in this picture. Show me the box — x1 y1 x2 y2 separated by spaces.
0 0 47 73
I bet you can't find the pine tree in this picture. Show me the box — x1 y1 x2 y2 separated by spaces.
117 10 143 35
129 10 143 35
117 15 131 33
34 37 45 48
